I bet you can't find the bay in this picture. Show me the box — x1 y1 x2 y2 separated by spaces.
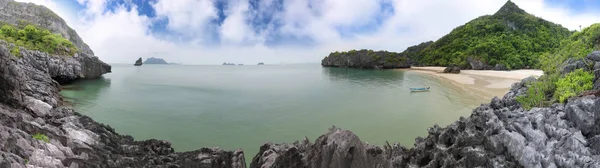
60 64 484 162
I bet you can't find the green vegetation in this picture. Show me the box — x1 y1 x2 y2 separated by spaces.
516 74 558 110
555 69 594 103
416 1 571 69
32 133 49 143
0 24 77 56
516 23 600 109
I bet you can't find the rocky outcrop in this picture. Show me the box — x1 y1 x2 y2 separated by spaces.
0 41 245 167
493 64 509 71
561 58 591 75
250 77 600 167
443 66 461 74
467 57 491 70
321 50 411 69
1 41 111 84
134 57 143 66
0 0 94 55
588 51 600 90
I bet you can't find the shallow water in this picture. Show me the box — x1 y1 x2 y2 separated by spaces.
61 64 486 161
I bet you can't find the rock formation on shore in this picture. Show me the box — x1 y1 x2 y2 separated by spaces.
134 57 143 66
443 66 461 74
321 49 411 69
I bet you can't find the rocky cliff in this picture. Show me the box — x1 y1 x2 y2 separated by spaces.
0 0 94 56
321 50 411 69
0 42 246 167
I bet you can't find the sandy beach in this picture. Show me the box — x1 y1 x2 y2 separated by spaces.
404 66 544 100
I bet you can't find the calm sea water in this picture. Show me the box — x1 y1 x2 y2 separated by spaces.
61 64 483 160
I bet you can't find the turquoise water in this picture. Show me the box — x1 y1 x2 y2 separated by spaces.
61 64 483 160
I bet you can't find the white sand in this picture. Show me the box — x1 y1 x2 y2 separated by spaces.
403 66 544 99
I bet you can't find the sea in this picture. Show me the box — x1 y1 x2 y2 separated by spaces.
60 64 486 163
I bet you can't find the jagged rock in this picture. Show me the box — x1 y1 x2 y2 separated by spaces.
493 64 509 71
0 34 243 168
587 51 600 62
134 57 143 66
594 62 600 90
467 57 491 70
561 58 590 74
321 50 411 69
443 66 461 74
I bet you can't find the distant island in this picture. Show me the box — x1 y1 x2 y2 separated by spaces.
144 57 168 64
222 62 235 65
134 57 143 66
257 62 264 65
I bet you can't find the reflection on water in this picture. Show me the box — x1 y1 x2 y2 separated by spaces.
61 77 111 109
322 67 404 86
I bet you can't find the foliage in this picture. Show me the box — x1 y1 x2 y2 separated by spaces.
0 24 77 56
537 23 600 74
516 74 558 110
554 69 594 103
416 1 571 69
32 133 49 143
517 23 600 109
10 46 21 57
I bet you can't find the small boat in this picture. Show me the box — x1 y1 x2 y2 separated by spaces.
410 87 430 92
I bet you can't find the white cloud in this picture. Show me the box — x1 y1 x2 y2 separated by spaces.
15 0 600 65
152 0 218 34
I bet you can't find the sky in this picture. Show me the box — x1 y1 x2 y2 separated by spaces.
13 0 600 64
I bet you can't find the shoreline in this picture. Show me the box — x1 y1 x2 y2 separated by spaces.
400 66 544 100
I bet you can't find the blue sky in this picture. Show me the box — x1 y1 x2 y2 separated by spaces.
15 0 600 64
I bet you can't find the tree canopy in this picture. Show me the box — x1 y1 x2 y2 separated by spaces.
415 1 571 69
0 23 78 57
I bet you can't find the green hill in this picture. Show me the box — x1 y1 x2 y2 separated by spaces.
416 0 572 69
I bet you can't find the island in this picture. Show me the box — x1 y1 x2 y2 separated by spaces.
257 62 265 65
321 49 412 69
134 57 143 66
143 57 168 64
222 62 235 65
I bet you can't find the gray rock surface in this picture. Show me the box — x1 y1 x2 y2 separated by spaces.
587 51 600 62
561 58 590 74
0 41 245 167
467 57 491 70
443 66 461 74
321 50 411 69
0 41 111 83
493 64 509 71
0 0 94 55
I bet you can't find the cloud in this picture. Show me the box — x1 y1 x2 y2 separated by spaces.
152 0 218 34
15 0 600 65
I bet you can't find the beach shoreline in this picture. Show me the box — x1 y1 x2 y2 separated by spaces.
400 66 544 100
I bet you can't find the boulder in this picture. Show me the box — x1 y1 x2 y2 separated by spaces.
467 57 490 70
560 58 589 75
493 64 509 71
587 51 600 62
443 66 461 74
